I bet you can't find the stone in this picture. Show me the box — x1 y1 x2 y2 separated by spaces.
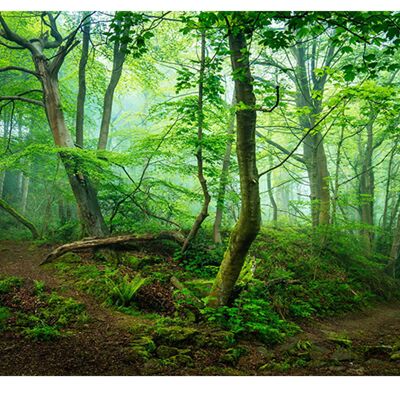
169 353 194 367
156 345 179 358
390 352 400 361
156 326 198 345
331 348 356 362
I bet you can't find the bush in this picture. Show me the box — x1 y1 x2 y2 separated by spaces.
202 280 299 345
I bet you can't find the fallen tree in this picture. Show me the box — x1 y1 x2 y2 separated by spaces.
0 198 40 239
40 231 185 265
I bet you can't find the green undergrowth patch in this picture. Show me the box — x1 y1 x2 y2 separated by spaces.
0 275 88 340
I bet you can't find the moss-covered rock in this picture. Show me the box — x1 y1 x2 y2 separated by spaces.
168 353 194 367
131 336 156 359
156 345 180 358
155 326 198 345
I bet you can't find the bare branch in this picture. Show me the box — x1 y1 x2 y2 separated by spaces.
0 66 39 78
256 85 280 113
0 96 44 107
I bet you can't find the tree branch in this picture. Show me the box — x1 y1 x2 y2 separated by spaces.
0 96 44 107
0 66 39 78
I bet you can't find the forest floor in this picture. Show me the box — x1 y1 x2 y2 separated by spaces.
1 240 400 376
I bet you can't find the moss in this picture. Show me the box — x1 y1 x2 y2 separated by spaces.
58 252 82 263
155 326 198 345
156 345 180 358
131 336 156 359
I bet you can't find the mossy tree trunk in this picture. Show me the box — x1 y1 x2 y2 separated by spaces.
213 90 236 244
209 24 261 307
0 198 39 239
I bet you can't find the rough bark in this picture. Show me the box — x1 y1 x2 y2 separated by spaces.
292 42 332 226
182 32 211 252
387 211 400 278
20 174 29 213
41 231 185 264
0 13 108 237
213 91 236 244
0 197 39 239
97 21 128 150
359 112 375 252
209 26 261 307
75 12 91 148
34 55 109 237
267 170 278 224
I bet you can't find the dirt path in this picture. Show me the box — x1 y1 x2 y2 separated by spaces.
0 241 145 375
1 241 400 376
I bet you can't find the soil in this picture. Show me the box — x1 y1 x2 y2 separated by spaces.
1 240 400 376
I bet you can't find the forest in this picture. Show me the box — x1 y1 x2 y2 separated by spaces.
0 10 400 376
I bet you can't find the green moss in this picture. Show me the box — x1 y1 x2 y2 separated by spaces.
155 325 198 345
58 252 82 263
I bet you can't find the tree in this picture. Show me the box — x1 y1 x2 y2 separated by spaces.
0 12 108 237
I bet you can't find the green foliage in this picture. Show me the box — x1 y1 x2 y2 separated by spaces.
0 276 23 294
203 280 299 345
0 306 10 330
107 274 147 307
22 325 62 341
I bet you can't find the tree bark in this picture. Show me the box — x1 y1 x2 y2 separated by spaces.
213 91 236 244
359 112 375 252
20 174 29 213
292 43 331 226
387 211 400 278
33 54 109 237
75 12 91 148
41 231 185 264
0 197 39 239
182 32 211 252
97 21 128 150
209 25 261 307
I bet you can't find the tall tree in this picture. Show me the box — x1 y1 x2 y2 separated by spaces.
0 12 108 237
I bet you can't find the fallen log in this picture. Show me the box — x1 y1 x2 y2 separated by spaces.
41 231 184 265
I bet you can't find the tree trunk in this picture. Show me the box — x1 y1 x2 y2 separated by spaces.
359 113 375 252
387 211 400 278
182 32 211 252
0 197 39 239
20 174 29 213
209 27 261 307
41 231 185 264
75 12 91 148
293 43 331 226
213 91 236 244
267 170 278 224
33 54 109 237
97 22 128 150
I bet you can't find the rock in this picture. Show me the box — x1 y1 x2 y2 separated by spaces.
326 332 352 347
220 347 246 366
156 345 179 358
169 353 194 367
309 344 331 361
364 345 393 358
390 352 400 361
256 346 275 362
131 336 156 359
198 330 235 348
331 348 356 362
155 326 198 345
143 359 162 373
